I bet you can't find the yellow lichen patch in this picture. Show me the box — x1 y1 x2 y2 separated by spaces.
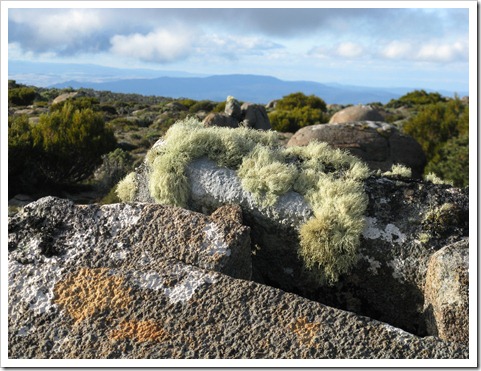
110 320 170 343
288 317 323 346
54 267 132 323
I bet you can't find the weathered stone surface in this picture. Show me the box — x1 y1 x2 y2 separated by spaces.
8 197 252 281
423 239 469 344
52 92 79 105
329 104 384 123
134 158 468 336
202 112 239 128
8 198 468 358
240 103 272 130
225 96 242 120
286 122 427 178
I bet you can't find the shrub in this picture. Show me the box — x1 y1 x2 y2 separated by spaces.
188 100 216 113
382 164 412 178
139 118 370 284
268 92 329 132
50 97 100 112
94 148 134 192
386 89 447 108
402 98 468 186
9 87 37 106
31 103 116 183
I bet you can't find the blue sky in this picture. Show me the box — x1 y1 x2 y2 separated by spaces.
7 4 471 92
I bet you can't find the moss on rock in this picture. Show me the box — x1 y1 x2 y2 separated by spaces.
139 117 371 284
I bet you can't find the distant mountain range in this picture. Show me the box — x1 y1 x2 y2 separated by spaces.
10 60 466 105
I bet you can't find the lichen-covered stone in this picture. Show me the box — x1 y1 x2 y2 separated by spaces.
8 197 468 359
423 239 469 344
155 159 468 336
286 122 426 178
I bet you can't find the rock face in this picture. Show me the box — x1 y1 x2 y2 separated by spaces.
8 197 468 358
329 104 384 123
240 103 271 130
423 239 469 344
130 156 468 337
202 96 272 130
286 122 427 178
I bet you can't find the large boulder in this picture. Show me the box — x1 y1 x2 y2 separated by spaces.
8 197 468 359
52 92 79 106
423 239 469 344
286 122 427 178
201 96 271 130
329 104 384 123
240 103 272 130
130 155 468 337
202 112 239 128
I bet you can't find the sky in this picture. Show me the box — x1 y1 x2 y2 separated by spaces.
6 3 471 92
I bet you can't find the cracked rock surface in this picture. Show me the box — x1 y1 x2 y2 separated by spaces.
8 196 468 358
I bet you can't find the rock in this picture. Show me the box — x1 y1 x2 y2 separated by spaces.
164 102 188 112
286 122 426 178
202 113 239 128
240 103 272 130
266 99 278 110
329 104 384 123
8 197 467 358
52 92 78 105
423 239 469 344
131 155 468 336
8 196 251 280
225 96 242 120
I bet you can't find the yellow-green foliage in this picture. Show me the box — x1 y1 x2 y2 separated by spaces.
116 172 138 202
424 172 453 186
383 164 412 178
238 145 298 207
145 117 370 284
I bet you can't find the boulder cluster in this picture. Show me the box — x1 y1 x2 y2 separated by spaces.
202 96 271 130
7 98 470 360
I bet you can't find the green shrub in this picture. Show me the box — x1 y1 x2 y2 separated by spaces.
188 100 216 113
9 87 37 106
386 89 447 108
402 98 468 186
268 92 329 132
32 103 116 183
139 118 370 284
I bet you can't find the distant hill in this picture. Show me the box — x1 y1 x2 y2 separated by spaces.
10 60 466 105
50 74 465 105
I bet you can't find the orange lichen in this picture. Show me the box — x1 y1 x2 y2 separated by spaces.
110 320 170 343
288 316 322 346
54 267 132 323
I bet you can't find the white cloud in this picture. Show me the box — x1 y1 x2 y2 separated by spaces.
10 9 103 49
110 29 193 63
416 41 468 63
336 42 364 58
380 39 468 63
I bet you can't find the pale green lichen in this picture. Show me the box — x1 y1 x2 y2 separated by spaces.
383 164 412 178
425 172 453 186
143 117 370 284
116 172 138 202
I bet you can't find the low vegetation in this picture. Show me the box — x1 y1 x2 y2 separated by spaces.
133 118 369 284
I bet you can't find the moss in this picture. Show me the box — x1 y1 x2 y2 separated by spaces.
425 172 453 186
383 164 412 178
116 172 138 202
143 118 370 284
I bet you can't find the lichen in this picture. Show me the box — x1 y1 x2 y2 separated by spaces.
383 164 412 178
116 172 138 202
140 117 371 284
